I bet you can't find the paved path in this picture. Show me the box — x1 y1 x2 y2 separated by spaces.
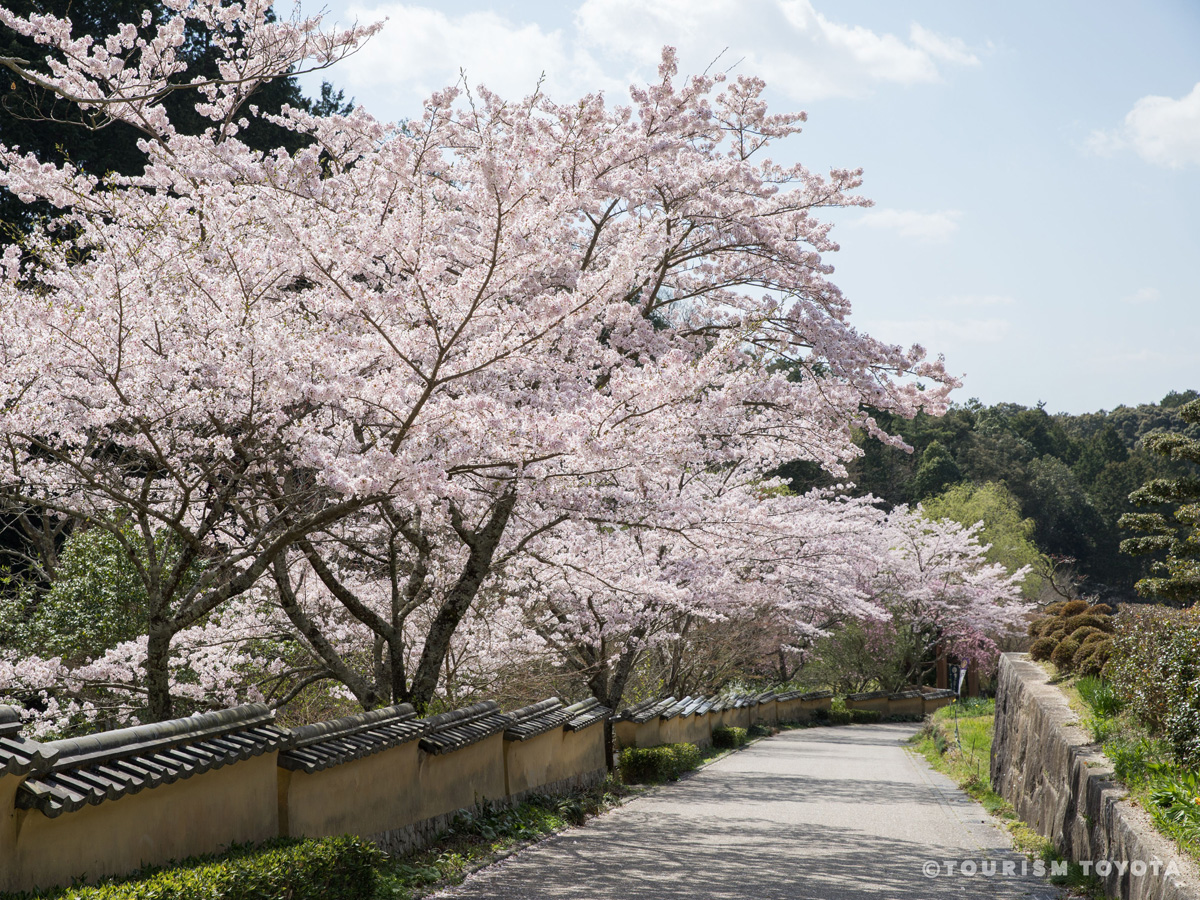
434 723 1063 899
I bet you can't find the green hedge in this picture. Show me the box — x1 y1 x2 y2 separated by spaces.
11 836 382 900
819 699 882 726
712 726 749 749
618 742 702 783
1110 605 1200 769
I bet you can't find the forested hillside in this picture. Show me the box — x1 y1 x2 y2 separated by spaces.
779 390 1200 600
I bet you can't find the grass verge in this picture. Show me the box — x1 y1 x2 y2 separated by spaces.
910 697 1103 898
1068 674 1200 862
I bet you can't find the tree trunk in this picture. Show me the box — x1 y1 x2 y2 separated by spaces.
144 624 173 722
407 491 516 710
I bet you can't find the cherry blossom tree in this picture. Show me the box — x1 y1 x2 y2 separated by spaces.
850 506 1032 685
0 0 959 724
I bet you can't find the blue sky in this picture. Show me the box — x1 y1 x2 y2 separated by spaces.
297 0 1199 414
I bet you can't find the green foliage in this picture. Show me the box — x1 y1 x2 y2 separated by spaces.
1146 770 1200 848
778 394 1200 597
9 837 381 900
2 520 203 664
1120 398 1200 604
712 725 749 749
921 482 1048 597
618 742 702 783
913 440 963 499
1109 605 1200 768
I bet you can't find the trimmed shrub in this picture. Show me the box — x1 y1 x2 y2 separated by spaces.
1073 642 1109 677
1110 606 1200 769
1029 636 1057 661
712 726 749 749
22 837 382 900
618 742 702 784
1064 613 1113 634
1026 601 1115 675
848 709 881 724
1050 636 1081 668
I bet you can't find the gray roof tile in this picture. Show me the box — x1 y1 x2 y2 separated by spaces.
17 704 288 818
419 701 508 755
503 699 571 741
0 705 58 778
280 704 425 773
615 697 676 724
562 698 609 731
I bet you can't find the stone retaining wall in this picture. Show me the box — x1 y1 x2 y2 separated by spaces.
991 653 1200 900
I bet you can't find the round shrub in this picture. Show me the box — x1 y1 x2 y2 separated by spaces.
1074 649 1106 678
1051 637 1081 669
1030 636 1058 661
1065 613 1114 634
1073 639 1110 676
1028 597 1117 674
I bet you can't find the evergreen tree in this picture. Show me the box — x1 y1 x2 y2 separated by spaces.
1120 399 1200 604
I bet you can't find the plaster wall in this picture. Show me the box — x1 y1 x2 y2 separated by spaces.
7 753 278 893
888 695 924 718
415 734 506 823
280 741 422 840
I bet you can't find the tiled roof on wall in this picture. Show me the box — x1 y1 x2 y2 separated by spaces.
280 704 426 773
924 688 958 700
0 705 58 778
418 700 508 755
503 699 571 741
562 698 609 731
614 697 675 724
17 704 289 819
845 690 890 701
775 689 833 702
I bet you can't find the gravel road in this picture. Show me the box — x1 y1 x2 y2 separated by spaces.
433 722 1064 899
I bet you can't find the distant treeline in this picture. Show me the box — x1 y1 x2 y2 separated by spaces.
778 389 1200 600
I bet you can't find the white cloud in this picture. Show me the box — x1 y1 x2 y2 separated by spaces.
316 4 622 120
868 317 1011 346
574 0 980 102
1088 82 1200 169
854 208 962 241
1123 287 1160 304
908 24 981 68
305 2 981 128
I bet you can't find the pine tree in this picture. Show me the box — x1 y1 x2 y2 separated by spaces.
1120 399 1200 604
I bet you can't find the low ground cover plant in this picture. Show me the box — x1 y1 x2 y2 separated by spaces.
1074 655 1200 859
5 836 382 900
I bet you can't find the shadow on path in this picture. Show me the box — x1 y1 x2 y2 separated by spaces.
435 723 1061 900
